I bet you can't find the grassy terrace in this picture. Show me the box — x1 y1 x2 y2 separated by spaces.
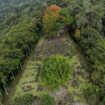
6 34 90 105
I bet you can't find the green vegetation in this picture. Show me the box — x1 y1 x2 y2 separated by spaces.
0 0 105 105
12 93 34 105
81 83 99 105
0 18 39 98
41 55 72 90
62 0 105 104
59 8 73 25
82 83 100 97
0 0 43 103
80 28 105 83
41 94 55 105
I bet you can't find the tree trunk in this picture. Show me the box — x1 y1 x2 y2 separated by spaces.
11 71 15 80
2 79 9 95
3 84 8 95
5 83 9 92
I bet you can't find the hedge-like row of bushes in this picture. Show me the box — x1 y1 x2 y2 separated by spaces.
73 27 105 105
77 28 105 85
0 18 39 102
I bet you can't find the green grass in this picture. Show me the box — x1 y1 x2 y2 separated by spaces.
12 60 48 99
67 55 89 103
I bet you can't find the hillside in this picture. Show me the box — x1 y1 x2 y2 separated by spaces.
5 34 90 105
0 0 105 105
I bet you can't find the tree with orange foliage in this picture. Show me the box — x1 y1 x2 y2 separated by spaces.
43 5 73 38
43 5 63 38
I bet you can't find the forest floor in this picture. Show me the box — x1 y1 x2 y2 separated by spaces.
4 34 90 105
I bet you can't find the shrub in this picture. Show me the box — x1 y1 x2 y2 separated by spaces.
81 83 105 105
81 83 100 105
41 55 72 90
82 83 100 97
41 94 55 105
12 93 34 105
74 28 80 40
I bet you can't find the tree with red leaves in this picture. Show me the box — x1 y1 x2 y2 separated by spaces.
43 5 62 38
43 5 73 38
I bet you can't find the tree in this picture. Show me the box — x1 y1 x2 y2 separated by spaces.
43 5 73 38
59 8 73 25
43 5 62 37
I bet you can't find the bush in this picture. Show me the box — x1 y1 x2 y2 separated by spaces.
81 83 100 105
82 83 100 97
41 94 55 105
13 93 34 105
41 55 72 90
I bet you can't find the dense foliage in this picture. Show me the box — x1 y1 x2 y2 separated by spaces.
0 0 43 103
67 0 105 85
80 28 105 82
59 8 73 25
41 55 72 90
41 94 55 105
62 0 105 104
